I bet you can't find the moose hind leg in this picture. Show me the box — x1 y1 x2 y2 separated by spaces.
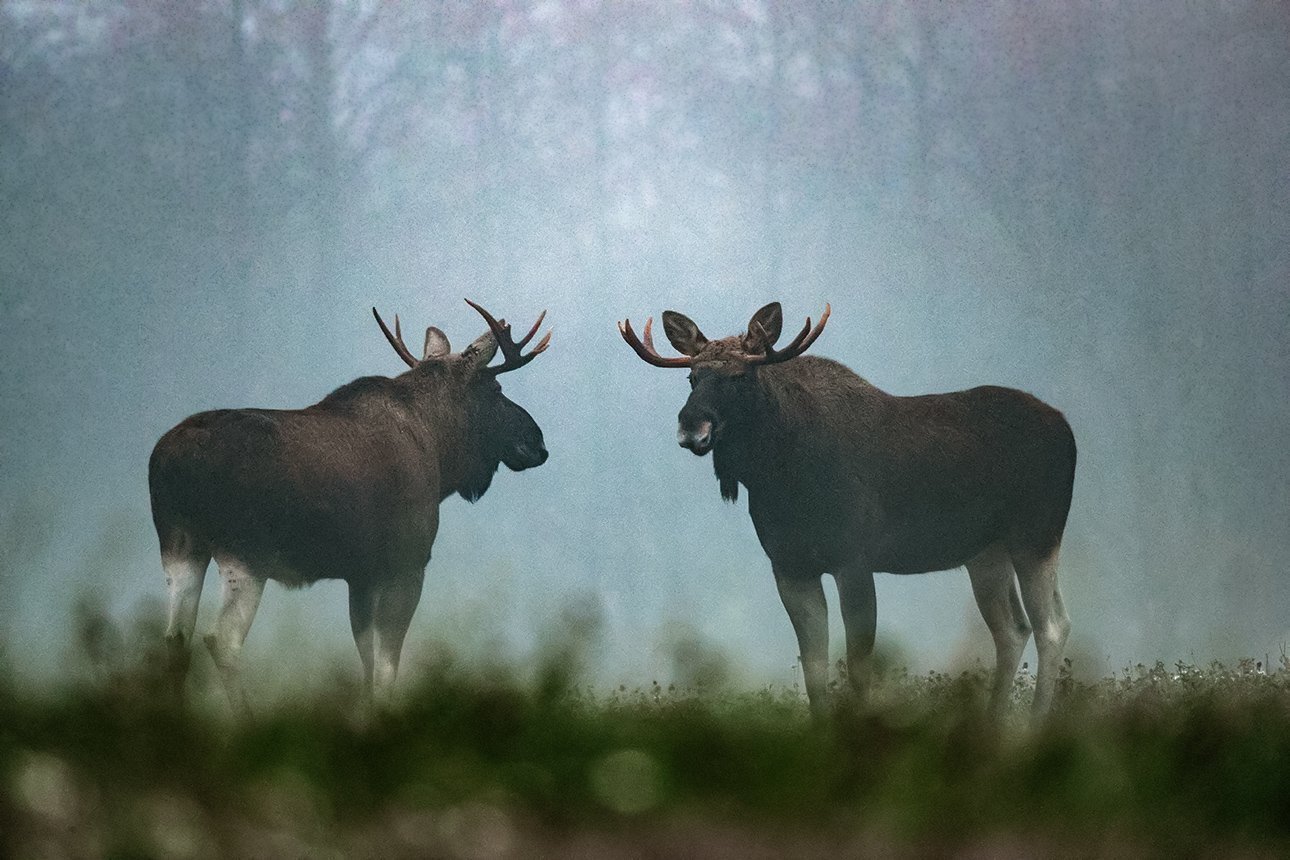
966 544 1031 717
162 549 210 701
370 572 425 702
834 566 877 703
1013 547 1070 718
203 556 265 718
774 567 830 720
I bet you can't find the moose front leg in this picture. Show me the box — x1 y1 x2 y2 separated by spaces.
370 571 425 703
834 564 876 703
348 581 376 700
773 566 829 721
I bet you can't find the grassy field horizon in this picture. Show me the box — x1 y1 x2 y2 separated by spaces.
4 606 1290 858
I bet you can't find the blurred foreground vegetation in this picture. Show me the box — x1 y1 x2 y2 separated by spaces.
4 612 1290 858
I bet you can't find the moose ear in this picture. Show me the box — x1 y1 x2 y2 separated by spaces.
744 302 783 354
662 311 708 356
423 326 452 360
460 330 499 369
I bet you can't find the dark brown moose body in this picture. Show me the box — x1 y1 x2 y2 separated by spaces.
152 398 442 586
736 365 1075 576
149 301 550 713
619 302 1075 718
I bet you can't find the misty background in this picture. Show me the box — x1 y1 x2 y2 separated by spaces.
2 1 1287 692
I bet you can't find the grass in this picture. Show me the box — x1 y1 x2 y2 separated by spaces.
4 612 1290 858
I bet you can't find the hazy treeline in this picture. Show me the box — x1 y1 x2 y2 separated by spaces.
1 1 1287 680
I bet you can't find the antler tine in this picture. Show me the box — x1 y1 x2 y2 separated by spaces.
618 317 693 368
372 307 419 368
464 297 508 342
465 298 550 375
744 303 831 365
515 309 546 349
641 317 661 355
777 315 815 356
794 302 831 352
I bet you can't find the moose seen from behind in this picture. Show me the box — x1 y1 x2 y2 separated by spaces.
149 300 550 714
619 303 1076 719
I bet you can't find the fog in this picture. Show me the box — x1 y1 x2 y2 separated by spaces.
2 1 1287 690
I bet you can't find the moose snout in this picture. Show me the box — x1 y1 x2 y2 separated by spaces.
677 419 714 456
505 441 549 470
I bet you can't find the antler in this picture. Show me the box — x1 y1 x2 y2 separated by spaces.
465 298 551 375
739 303 831 365
372 307 419 368
617 317 694 368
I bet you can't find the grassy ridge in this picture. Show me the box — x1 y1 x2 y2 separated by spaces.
4 630 1290 857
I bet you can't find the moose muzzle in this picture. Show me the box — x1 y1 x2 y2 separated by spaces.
503 441 549 471
677 419 714 456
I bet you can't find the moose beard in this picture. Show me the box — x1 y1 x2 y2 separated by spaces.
457 457 499 503
713 446 740 503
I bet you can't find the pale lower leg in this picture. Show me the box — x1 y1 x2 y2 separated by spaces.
162 552 209 700
834 567 876 702
1014 549 1070 718
774 570 830 720
348 583 376 700
966 544 1031 717
370 573 424 703
203 557 265 717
